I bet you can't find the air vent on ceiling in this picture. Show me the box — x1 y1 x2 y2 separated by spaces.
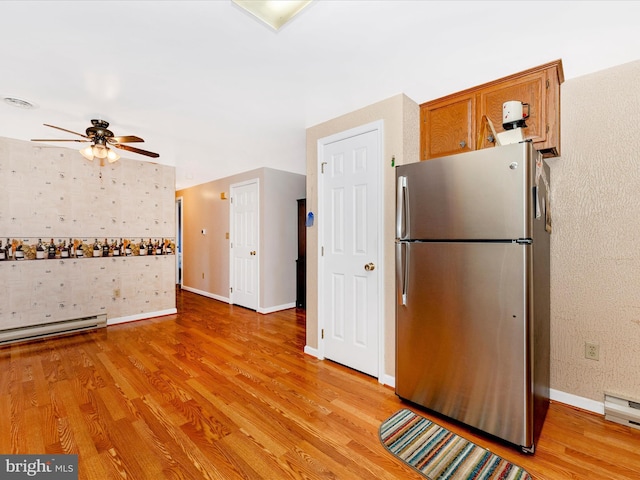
3 96 37 109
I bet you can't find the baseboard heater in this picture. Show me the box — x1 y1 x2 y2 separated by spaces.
604 393 640 431
0 314 107 346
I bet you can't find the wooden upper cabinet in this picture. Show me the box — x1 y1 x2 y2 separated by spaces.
422 94 475 159
420 60 564 160
478 71 545 149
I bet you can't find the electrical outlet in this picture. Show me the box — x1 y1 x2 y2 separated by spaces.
585 342 599 361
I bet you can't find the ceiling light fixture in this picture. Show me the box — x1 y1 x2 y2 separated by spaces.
232 0 312 30
79 143 120 164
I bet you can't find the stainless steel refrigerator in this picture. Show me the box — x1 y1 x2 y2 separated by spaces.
395 141 550 453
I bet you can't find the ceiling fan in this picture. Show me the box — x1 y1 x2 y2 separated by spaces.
31 119 159 165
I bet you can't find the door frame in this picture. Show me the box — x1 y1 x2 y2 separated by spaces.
229 178 260 309
317 120 385 382
175 196 183 287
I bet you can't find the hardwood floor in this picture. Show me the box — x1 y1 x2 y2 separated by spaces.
2 289 639 479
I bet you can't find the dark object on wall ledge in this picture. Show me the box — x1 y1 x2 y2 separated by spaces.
296 199 306 309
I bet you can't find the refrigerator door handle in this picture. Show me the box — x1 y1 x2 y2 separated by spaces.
396 175 409 239
397 242 409 305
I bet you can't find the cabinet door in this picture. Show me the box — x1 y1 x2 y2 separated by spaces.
421 95 475 160
478 71 545 150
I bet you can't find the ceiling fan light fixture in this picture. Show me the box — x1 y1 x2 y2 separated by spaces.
107 149 120 163
79 144 117 162
37 119 158 161
93 144 108 159
80 145 94 161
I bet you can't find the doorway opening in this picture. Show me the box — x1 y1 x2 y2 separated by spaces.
176 196 183 286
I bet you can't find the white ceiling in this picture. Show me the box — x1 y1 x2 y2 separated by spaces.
1 1 639 189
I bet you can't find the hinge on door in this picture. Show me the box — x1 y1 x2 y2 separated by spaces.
321 162 327 174
546 79 550 89
546 124 550 133
321 246 324 256
321 329 324 339
230 287 233 293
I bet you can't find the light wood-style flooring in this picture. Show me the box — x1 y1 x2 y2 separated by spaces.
2 289 639 479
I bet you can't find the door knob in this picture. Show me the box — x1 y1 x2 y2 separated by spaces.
250 251 256 255
364 262 375 271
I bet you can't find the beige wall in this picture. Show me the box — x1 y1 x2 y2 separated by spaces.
305 94 420 379
176 167 305 312
548 60 640 402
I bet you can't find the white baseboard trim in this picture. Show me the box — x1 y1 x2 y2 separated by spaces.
550 388 604 415
302 347 396 389
368 383 602 414
108 308 177 326
182 286 295 314
304 345 320 358
381 373 395 388
181 286 230 304
258 302 296 314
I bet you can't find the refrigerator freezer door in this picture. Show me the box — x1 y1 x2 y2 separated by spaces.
396 142 533 241
396 241 532 447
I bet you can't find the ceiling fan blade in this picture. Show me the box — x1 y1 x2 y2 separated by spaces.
31 138 91 143
43 124 90 139
114 143 160 158
109 135 144 144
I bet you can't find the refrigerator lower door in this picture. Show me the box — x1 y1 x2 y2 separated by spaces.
396 241 532 448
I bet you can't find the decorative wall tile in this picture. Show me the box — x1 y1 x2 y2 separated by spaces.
0 137 177 332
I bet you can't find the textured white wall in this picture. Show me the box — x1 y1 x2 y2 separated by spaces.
548 60 640 401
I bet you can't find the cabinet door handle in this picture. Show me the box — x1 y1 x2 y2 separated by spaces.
487 134 495 143
459 140 466 148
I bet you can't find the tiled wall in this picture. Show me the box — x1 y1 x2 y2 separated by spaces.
0 138 174 237
0 255 175 329
0 136 177 330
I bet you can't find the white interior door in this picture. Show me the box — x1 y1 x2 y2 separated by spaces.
319 123 381 378
230 180 259 310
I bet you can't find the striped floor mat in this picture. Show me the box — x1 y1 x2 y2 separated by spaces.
380 409 532 480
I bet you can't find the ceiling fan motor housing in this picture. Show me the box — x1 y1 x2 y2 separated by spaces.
87 119 114 143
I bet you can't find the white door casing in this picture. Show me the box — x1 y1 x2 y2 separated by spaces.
175 196 183 286
318 121 383 379
230 179 260 310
